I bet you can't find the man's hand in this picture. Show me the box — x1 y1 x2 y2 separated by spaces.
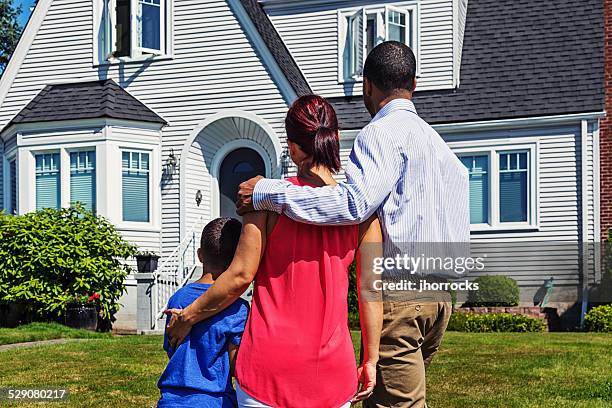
165 309 193 350
352 361 377 403
236 175 264 215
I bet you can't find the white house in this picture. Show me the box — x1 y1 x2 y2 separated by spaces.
0 0 604 331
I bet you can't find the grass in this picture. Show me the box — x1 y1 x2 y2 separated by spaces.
0 329 610 407
0 322 111 346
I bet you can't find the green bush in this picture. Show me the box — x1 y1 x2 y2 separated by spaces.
0 206 137 325
447 312 545 332
584 304 612 332
466 275 520 307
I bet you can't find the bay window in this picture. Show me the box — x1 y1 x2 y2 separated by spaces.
341 4 418 80
458 146 537 230
9 158 17 214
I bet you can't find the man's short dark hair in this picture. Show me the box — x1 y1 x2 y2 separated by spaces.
363 41 416 93
200 217 242 271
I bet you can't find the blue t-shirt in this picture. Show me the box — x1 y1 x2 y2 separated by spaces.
158 283 249 407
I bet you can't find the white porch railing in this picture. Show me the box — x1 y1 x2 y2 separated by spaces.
151 217 204 330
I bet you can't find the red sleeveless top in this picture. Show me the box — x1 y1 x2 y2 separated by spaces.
236 177 359 407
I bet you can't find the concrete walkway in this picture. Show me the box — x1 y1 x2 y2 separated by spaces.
0 338 87 352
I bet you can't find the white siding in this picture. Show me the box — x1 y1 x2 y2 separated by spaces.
266 0 456 97
0 0 292 257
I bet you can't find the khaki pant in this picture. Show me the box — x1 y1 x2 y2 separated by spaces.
365 293 452 408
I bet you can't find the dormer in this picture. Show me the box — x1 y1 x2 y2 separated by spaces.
261 0 468 96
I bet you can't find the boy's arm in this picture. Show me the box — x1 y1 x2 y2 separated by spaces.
166 212 267 350
228 343 239 377
246 125 400 225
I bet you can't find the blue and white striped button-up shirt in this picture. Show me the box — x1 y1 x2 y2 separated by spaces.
253 99 470 250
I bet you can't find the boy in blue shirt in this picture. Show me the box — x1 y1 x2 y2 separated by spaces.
158 217 249 407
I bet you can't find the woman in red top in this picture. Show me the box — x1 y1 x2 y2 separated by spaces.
167 95 383 407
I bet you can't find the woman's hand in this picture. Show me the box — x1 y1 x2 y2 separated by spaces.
352 361 377 403
165 308 193 350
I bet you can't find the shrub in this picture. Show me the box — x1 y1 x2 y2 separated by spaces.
447 312 545 332
465 275 520 307
584 304 612 333
0 206 137 326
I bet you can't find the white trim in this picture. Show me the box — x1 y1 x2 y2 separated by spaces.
228 0 300 104
179 110 283 237
432 112 607 133
0 0 52 112
209 139 273 218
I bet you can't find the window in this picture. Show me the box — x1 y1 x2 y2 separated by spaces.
460 155 489 224
35 153 61 211
70 151 96 212
100 0 169 61
458 147 536 229
341 4 417 79
122 151 150 222
9 159 17 214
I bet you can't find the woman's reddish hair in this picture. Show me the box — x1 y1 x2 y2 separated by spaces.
285 95 341 173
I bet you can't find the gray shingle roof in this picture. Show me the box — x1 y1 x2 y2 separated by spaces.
240 0 312 97
6 79 166 128
330 0 605 128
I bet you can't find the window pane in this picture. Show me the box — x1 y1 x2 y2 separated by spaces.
139 0 161 51
70 151 96 212
115 0 131 57
460 155 489 224
35 153 60 210
366 15 376 55
9 160 17 214
500 171 528 222
387 10 406 43
122 151 150 222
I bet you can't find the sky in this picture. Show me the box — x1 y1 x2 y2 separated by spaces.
16 0 36 28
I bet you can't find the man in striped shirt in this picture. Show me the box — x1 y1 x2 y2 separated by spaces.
237 42 470 407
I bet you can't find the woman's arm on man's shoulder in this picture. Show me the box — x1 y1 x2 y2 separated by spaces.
165 211 268 350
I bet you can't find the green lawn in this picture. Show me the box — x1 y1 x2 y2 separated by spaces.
0 323 111 346
0 329 610 407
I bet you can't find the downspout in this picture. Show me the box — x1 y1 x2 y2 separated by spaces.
579 120 589 327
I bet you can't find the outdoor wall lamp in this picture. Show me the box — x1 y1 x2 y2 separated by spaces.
195 190 203 207
164 148 179 177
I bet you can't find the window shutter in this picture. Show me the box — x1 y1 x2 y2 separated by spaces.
349 9 366 77
122 151 150 222
35 153 61 211
70 151 96 212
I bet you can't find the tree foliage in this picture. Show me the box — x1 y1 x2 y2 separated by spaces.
0 0 23 73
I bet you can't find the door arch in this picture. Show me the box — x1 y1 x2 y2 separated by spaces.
218 147 266 218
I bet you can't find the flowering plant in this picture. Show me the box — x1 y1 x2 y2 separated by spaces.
69 293 101 306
